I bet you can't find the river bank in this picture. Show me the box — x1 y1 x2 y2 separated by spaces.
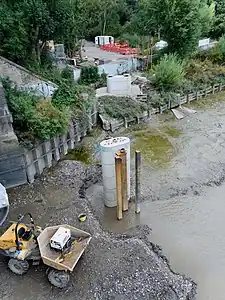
0 159 195 300
87 94 225 300
4 91 225 299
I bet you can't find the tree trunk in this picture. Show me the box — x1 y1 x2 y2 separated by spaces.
102 9 107 36
35 25 41 63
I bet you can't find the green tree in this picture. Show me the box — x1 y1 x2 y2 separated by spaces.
210 0 225 38
199 1 215 37
23 0 55 62
126 0 156 37
0 3 28 64
131 0 203 56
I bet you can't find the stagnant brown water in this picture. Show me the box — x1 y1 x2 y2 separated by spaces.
141 189 225 300
88 184 225 300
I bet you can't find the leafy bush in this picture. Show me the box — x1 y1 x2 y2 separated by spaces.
78 66 100 85
6 90 36 130
149 54 185 90
52 82 78 108
218 36 225 55
193 37 225 65
2 79 70 142
61 67 74 84
185 59 225 86
29 100 69 140
211 36 225 64
52 82 95 114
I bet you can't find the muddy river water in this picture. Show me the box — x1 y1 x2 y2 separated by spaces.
141 188 225 300
88 94 225 300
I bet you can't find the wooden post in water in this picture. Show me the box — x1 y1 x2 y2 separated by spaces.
120 148 128 212
135 150 141 214
115 154 123 220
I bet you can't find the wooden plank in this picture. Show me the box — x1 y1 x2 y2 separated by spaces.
180 106 197 114
115 155 123 220
171 108 185 119
120 149 128 212
135 151 141 214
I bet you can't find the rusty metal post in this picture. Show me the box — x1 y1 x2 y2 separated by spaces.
120 148 128 212
135 150 141 214
115 154 123 220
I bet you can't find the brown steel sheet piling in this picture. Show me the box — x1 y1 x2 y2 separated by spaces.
135 150 141 214
120 148 128 212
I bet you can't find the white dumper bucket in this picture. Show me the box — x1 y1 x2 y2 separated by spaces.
0 183 9 225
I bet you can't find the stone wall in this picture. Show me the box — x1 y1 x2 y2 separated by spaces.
0 85 19 154
0 56 57 88
0 105 98 188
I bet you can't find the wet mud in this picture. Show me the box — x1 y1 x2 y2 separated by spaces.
87 96 225 300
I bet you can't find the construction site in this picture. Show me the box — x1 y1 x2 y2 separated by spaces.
1 38 225 300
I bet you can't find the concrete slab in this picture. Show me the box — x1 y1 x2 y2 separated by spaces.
180 106 197 115
171 108 185 119
96 85 141 98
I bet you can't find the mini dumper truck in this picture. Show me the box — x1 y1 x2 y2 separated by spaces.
0 210 91 288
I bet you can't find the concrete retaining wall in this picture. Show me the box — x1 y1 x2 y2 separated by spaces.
25 117 94 183
0 149 27 188
0 106 98 188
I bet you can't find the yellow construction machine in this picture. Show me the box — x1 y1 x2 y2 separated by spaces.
0 213 42 274
0 184 92 288
0 212 92 288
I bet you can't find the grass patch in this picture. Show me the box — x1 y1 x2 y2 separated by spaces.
98 96 147 119
132 130 175 168
187 91 225 109
121 124 148 134
64 145 93 164
162 126 182 137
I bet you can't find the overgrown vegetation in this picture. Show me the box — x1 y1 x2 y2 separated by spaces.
2 78 69 141
2 72 95 144
98 96 147 119
78 66 100 85
185 59 225 86
2 0 225 139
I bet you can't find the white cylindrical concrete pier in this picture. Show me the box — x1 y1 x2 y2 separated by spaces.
100 137 130 207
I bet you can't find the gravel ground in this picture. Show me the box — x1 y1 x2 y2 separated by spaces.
0 160 196 300
131 98 225 202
